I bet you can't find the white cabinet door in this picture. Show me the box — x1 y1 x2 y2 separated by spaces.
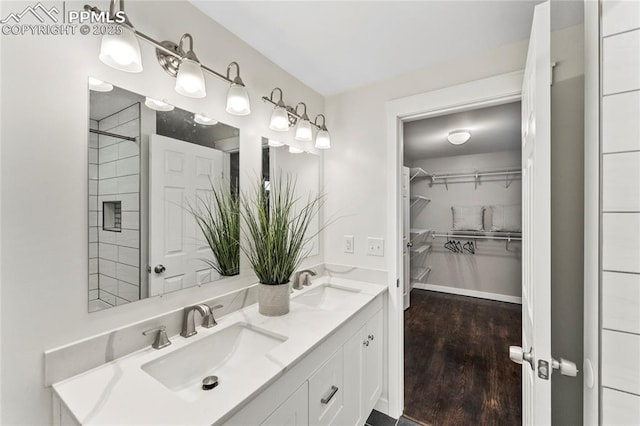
364 309 383 411
341 327 365 426
309 348 344 426
262 382 309 426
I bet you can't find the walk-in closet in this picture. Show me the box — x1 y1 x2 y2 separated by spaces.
401 101 523 425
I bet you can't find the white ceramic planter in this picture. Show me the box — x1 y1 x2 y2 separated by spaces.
258 282 290 316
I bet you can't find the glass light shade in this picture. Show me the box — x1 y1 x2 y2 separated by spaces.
288 146 304 154
447 130 471 145
315 129 331 149
295 119 313 142
175 58 206 98
99 26 143 73
268 139 284 147
88 77 113 92
144 97 174 111
270 106 289 132
226 84 251 116
194 113 218 126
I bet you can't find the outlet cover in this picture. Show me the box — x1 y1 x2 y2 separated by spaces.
344 235 354 253
367 237 384 257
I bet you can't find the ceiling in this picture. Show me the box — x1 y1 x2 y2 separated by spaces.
192 1 583 96
403 101 521 161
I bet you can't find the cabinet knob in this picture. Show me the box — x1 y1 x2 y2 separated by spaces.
363 340 370 347
368 334 374 341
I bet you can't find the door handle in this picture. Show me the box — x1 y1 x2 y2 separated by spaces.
154 264 166 274
509 346 534 370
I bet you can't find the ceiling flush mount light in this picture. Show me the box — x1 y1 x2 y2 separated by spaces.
86 2 251 115
288 146 304 154
88 77 113 92
226 62 251 116
194 113 218 126
144 97 174 111
294 103 313 142
314 114 331 149
268 139 284 147
91 1 142 73
448 130 471 145
268 88 290 132
174 34 206 98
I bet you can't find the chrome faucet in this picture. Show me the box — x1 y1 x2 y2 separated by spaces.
180 304 214 338
292 269 317 290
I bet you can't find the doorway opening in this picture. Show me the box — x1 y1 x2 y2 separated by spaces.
401 100 523 424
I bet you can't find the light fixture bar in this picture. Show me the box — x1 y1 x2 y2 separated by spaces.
261 96 323 131
85 4 233 85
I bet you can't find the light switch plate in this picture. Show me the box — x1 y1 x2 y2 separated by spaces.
343 235 354 253
367 237 384 256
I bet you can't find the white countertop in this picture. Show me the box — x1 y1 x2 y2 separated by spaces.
53 277 386 425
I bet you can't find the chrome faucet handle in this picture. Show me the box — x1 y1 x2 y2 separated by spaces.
202 304 224 328
142 326 171 350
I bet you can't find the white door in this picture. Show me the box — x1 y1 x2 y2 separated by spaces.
402 167 411 309
516 2 552 424
149 134 228 296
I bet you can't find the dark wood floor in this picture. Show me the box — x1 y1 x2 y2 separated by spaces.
404 290 522 426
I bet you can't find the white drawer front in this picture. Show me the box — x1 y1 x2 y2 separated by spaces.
603 387 640 425
602 0 640 37
603 30 640 95
602 330 640 395
603 91 640 154
603 272 640 335
309 348 344 426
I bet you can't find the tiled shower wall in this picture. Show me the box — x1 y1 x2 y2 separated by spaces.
600 1 640 423
88 120 99 303
95 104 141 308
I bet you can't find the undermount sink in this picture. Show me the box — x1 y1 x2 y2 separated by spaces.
292 283 362 310
141 323 287 401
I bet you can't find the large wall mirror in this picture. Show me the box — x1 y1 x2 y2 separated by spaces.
88 80 240 312
262 138 320 257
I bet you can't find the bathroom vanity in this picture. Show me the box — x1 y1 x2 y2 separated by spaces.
52 278 386 425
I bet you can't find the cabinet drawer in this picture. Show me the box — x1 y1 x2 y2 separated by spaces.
309 347 344 426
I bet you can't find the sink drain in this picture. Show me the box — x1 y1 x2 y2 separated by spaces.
202 375 219 390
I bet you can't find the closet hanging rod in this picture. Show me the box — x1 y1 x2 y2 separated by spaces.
89 128 137 142
432 232 522 241
431 169 522 180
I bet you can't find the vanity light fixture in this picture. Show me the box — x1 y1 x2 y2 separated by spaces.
313 114 331 150
262 89 332 149
85 1 251 115
268 139 285 148
226 62 251 116
94 1 142 72
447 129 471 145
174 34 206 98
144 97 174 111
88 77 114 92
294 103 313 142
288 146 304 154
268 88 290 132
194 113 218 126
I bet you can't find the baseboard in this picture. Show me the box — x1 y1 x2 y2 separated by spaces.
373 397 390 418
411 283 522 304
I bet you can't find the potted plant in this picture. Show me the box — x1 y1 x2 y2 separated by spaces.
187 179 240 277
241 174 323 316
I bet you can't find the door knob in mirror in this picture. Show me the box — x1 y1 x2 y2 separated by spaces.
154 264 166 274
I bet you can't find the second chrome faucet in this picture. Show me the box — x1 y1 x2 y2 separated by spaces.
180 303 223 338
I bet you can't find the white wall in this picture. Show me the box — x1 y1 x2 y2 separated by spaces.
409 150 522 298
0 1 324 423
323 39 527 270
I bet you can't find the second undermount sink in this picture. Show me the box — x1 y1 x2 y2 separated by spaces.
141 322 286 401
292 283 362 310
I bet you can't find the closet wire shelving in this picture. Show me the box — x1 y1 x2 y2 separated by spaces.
410 166 522 190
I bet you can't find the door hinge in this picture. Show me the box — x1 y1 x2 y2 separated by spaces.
396 278 400 288
550 61 557 86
